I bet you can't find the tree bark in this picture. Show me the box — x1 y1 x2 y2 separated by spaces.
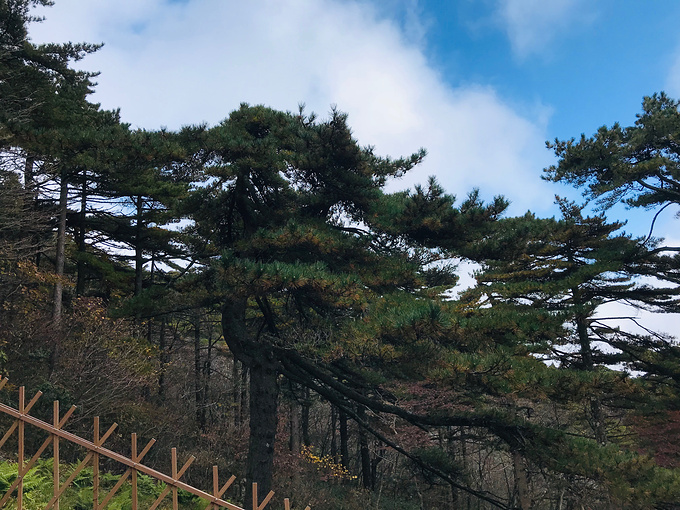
241 364 249 424
330 405 337 461
52 169 68 325
245 358 279 510
76 171 87 295
221 298 279 510
232 357 240 427
23 156 35 193
289 394 301 453
194 314 206 431
23 156 41 267
576 310 607 444
301 385 310 446
339 409 349 470
134 196 144 298
204 324 214 426
47 170 68 378
158 318 167 400
512 450 531 510
358 406 373 489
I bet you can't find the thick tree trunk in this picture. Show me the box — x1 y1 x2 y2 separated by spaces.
23 156 35 192
245 359 279 510
512 450 531 510
221 298 279 510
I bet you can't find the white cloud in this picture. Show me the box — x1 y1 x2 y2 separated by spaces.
494 0 593 59
29 0 556 215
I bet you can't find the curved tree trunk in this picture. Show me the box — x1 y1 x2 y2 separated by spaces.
222 298 279 510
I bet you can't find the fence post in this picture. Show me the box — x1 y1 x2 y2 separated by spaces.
18 386 24 510
132 433 138 510
94 416 100 510
53 401 60 510
172 447 178 510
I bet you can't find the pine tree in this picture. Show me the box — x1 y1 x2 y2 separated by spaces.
184 104 516 506
544 92 680 238
544 92 680 397
462 199 679 440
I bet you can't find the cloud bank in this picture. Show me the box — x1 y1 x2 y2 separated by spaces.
30 0 557 215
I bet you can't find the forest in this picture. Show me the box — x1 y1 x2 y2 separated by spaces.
2 1 680 509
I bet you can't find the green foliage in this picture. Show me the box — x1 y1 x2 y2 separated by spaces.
0 459 210 510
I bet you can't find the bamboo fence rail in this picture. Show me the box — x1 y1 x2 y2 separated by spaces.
0 377 310 510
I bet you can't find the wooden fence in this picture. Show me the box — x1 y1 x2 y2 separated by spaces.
0 377 310 510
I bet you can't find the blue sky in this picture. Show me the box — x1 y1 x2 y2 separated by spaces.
407 0 680 140
29 0 680 231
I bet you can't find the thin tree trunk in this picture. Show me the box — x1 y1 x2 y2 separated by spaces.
289 394 301 453
330 406 337 462
76 172 87 295
204 324 213 425
194 314 206 431
23 156 40 267
590 398 607 445
158 318 167 400
301 385 310 446
461 428 471 510
339 409 349 470
358 407 373 490
48 168 68 378
240 363 248 424
134 196 144 297
232 357 240 427
52 169 68 324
